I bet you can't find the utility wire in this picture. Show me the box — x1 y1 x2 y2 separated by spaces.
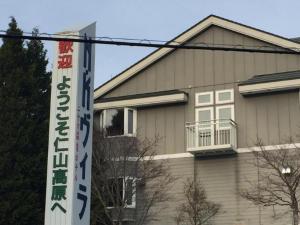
2 30 299 51
1 32 300 55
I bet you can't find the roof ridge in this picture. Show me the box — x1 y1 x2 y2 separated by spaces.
94 15 300 99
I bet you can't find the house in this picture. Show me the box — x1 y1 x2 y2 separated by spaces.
93 15 300 225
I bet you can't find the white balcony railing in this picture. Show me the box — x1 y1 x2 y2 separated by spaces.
186 119 237 154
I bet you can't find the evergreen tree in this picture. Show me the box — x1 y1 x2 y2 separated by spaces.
0 17 51 225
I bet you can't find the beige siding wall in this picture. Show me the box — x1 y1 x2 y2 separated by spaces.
93 24 300 225
146 154 290 225
99 25 300 154
136 105 186 154
104 25 298 98
146 157 194 225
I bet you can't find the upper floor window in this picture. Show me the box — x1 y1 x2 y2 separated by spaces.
216 104 235 128
100 108 137 137
195 89 234 123
215 89 234 104
195 91 214 106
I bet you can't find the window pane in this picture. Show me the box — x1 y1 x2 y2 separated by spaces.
106 178 123 207
218 107 232 128
197 109 213 146
125 179 133 205
198 94 211 104
219 107 231 120
218 91 231 102
198 110 211 121
198 109 212 128
118 178 124 206
128 109 133 134
106 109 124 136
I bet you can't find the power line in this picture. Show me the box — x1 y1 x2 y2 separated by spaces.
2 30 298 51
20 30 173 44
0 32 300 55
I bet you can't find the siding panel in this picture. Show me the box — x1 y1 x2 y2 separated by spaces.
96 24 300 225
174 50 185 89
175 106 185 154
165 106 176 154
267 95 280 144
278 93 292 141
100 25 300 152
256 97 269 144
289 92 300 141
164 54 175 90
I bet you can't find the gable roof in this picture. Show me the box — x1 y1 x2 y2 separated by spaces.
94 15 300 99
239 70 300 86
95 89 186 103
291 37 300 43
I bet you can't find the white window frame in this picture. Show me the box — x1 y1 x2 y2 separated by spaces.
215 104 235 129
100 107 137 137
195 91 214 106
124 108 137 136
215 89 234 104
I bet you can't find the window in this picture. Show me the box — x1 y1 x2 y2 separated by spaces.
127 109 134 134
195 107 214 126
106 178 123 207
100 108 137 137
195 107 214 146
106 177 136 208
195 91 213 106
194 89 235 147
105 108 125 136
216 105 234 128
195 89 235 123
215 89 234 104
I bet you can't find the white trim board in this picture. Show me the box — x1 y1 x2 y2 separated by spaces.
94 93 187 110
107 153 194 162
94 15 300 99
145 153 194 160
239 79 300 95
237 143 300 153
108 143 300 161
144 143 300 160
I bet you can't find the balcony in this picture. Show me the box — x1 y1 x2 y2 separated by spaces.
186 119 237 155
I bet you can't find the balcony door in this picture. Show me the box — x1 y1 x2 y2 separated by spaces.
215 105 234 145
195 107 214 147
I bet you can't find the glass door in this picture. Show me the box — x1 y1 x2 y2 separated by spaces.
215 105 234 145
195 107 214 147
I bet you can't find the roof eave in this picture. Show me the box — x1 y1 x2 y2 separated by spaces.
94 15 300 99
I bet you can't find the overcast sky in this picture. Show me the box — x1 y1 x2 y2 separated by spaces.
1 0 300 88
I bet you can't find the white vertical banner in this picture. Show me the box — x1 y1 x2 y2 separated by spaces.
45 23 96 225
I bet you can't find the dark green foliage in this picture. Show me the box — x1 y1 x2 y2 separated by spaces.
0 17 51 225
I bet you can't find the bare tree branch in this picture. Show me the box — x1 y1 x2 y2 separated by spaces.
175 179 221 225
240 139 300 225
91 128 176 225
